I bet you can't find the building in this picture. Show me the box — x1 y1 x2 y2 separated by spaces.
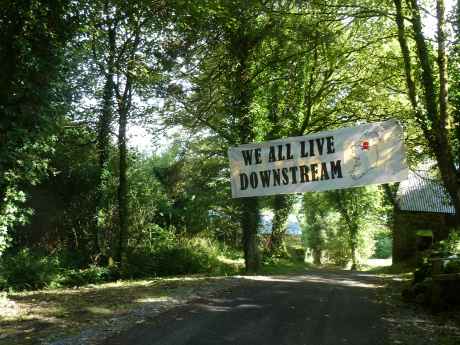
393 164 455 263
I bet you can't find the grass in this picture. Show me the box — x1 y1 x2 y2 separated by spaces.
260 258 312 275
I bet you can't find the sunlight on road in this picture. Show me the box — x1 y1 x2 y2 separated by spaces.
135 296 174 304
240 273 383 289
238 276 303 284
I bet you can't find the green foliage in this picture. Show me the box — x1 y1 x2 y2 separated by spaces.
301 187 385 267
261 258 310 275
0 248 120 291
60 265 116 287
8 123 100 260
122 236 230 279
443 231 460 255
444 260 460 274
0 0 78 255
374 232 393 259
0 136 58 254
323 222 353 267
3 0 455 284
0 249 61 291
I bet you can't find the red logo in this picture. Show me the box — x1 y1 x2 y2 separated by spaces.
361 141 369 150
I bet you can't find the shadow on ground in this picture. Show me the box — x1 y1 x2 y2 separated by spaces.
102 270 388 345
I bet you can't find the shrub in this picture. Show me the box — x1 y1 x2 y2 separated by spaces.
0 249 118 291
60 265 115 287
374 233 392 259
0 249 61 291
444 260 460 274
122 237 221 279
444 231 460 255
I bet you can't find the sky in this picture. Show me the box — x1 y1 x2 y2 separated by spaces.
423 0 455 39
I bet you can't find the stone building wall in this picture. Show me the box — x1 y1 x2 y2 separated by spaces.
392 210 453 264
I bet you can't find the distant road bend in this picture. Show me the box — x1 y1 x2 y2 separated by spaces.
102 270 387 345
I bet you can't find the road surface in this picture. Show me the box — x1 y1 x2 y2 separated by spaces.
101 270 388 345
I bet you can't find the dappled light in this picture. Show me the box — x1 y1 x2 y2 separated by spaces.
0 277 222 344
241 272 384 289
2 0 460 344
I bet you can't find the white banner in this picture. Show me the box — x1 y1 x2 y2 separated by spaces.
228 119 408 198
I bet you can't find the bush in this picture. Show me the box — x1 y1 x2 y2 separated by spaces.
0 249 118 291
374 233 392 259
437 231 460 256
122 237 221 279
444 260 460 274
0 237 236 290
0 249 61 291
60 265 116 287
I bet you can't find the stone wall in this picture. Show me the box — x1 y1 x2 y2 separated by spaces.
392 209 454 264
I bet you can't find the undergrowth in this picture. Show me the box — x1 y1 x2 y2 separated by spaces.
0 238 242 292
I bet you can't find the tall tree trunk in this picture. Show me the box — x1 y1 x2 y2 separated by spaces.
94 23 115 258
333 190 359 270
349 225 358 271
452 0 460 163
393 0 420 118
233 34 260 273
113 18 140 267
269 194 294 256
395 0 460 223
312 248 322 265
117 109 128 265
241 197 260 272
408 0 460 219
437 0 448 127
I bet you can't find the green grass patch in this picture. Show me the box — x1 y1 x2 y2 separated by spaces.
260 258 312 275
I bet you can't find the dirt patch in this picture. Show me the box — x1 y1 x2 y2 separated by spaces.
379 274 460 345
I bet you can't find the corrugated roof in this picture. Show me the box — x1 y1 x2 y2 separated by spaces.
396 166 455 214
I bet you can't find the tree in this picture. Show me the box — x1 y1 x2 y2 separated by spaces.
326 187 380 270
0 0 78 255
302 186 383 269
163 1 279 272
254 1 405 256
268 194 295 256
392 0 460 225
82 0 170 265
301 192 331 265
92 1 117 257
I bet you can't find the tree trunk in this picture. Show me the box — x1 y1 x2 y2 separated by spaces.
116 109 128 266
113 18 140 267
94 24 115 258
349 226 358 271
408 0 460 219
393 0 420 117
395 0 460 223
452 0 460 163
312 248 322 265
232 28 261 272
269 194 294 256
437 0 448 128
241 197 260 273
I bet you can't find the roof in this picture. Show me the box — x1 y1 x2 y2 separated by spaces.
396 165 455 214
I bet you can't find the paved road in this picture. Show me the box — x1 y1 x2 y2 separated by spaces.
102 271 388 345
